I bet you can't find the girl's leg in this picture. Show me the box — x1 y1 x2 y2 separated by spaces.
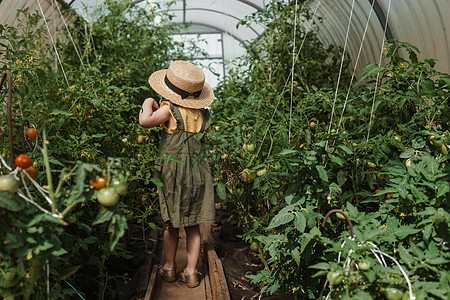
163 226 179 270
184 225 201 274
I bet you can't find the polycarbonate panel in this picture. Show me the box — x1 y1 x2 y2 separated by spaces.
149 0 265 41
305 0 450 75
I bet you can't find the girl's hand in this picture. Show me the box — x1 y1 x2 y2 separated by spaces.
142 97 159 114
139 98 171 128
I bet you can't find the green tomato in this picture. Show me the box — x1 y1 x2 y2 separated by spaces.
271 163 281 171
256 168 267 177
246 143 255 152
111 178 128 196
336 212 346 220
402 291 414 300
429 136 443 147
385 287 404 300
0 175 19 193
441 144 448 156
358 259 371 271
66 215 77 224
250 242 259 253
97 187 119 207
241 169 256 181
405 159 412 167
327 271 343 286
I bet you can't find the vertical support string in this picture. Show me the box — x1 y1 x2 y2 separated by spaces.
52 0 86 70
35 0 70 86
366 0 392 142
326 0 356 150
256 0 321 160
289 0 299 144
335 0 376 133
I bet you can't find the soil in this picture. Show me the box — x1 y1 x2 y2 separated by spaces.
212 206 289 300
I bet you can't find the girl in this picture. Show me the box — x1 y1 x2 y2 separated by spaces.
139 60 215 288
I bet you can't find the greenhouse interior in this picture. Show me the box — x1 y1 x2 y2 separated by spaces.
0 0 449 299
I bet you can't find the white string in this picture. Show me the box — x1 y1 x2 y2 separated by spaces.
257 0 322 158
52 0 57 70
366 0 392 142
52 0 86 70
288 0 299 143
329 237 415 300
335 0 376 133
325 0 356 150
35 0 70 86
0 146 62 219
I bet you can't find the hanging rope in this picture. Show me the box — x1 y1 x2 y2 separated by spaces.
366 0 392 142
335 0 376 134
325 0 356 150
35 0 70 86
288 0 299 143
256 0 322 160
52 0 86 70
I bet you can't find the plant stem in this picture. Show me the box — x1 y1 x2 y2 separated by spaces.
41 128 56 214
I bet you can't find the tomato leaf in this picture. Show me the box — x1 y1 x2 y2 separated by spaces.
0 192 23 211
294 212 306 233
92 207 114 225
291 247 300 264
316 165 329 182
267 212 294 229
216 183 226 200
399 148 415 158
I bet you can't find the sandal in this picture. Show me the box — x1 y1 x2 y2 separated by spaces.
180 268 200 288
157 265 177 283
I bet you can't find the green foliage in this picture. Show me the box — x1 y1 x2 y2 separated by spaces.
210 1 450 299
0 0 194 297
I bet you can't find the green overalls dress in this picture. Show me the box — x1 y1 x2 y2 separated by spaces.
154 101 215 228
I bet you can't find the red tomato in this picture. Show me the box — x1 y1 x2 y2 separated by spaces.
22 166 37 182
375 189 382 194
91 176 108 190
15 154 32 169
26 128 38 139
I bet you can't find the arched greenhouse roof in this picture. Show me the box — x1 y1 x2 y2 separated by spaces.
1 0 449 76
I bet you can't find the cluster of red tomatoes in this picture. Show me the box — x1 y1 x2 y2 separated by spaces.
0 127 39 194
91 176 128 207
0 153 38 194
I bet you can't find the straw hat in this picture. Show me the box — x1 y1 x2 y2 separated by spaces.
148 60 214 109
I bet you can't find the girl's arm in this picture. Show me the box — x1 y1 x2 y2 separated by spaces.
139 98 171 128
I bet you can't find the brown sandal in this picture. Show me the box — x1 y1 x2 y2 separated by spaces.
158 265 177 283
180 269 200 288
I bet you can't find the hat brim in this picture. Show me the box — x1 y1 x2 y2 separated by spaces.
148 69 214 109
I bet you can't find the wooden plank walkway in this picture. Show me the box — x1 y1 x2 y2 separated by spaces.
144 224 230 300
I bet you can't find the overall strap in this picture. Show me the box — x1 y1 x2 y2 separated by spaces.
169 102 185 131
200 109 211 132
